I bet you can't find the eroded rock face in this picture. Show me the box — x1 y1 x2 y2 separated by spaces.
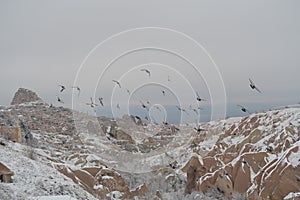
56 165 149 199
11 88 42 105
182 108 300 199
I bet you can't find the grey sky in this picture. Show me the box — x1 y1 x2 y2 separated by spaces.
1 1 300 114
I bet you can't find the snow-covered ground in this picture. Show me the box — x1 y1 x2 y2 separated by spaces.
0 140 96 200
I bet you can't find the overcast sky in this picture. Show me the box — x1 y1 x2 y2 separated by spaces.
1 1 300 116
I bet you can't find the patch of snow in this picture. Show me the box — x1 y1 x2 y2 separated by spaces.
106 191 123 199
283 192 300 200
27 195 77 200
287 142 300 168
93 184 104 190
102 175 114 180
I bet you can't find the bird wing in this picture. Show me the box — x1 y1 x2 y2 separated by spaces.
249 78 254 85
255 86 262 93
141 69 149 75
59 85 65 92
112 80 121 88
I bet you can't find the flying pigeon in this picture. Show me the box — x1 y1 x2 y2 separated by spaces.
86 97 98 108
194 126 207 133
249 78 262 93
192 108 198 115
58 85 66 92
154 105 162 112
161 90 166 96
176 106 189 115
98 97 104 106
146 100 151 105
112 80 121 88
237 105 250 113
140 68 151 77
56 96 64 104
140 100 149 111
196 92 206 102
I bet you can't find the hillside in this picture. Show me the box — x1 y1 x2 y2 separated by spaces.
0 88 299 199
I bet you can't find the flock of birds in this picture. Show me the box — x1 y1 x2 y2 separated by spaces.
54 68 262 133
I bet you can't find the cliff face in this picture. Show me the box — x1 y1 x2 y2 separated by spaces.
11 88 42 105
183 107 300 199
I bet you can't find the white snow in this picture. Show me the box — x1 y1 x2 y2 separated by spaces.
27 195 77 200
287 141 300 168
284 192 300 199
0 140 97 200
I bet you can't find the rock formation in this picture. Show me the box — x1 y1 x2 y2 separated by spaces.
11 88 42 105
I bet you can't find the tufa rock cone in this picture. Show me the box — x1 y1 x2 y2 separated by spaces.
11 88 42 105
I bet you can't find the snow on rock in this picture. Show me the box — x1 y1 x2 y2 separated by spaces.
27 195 77 200
0 141 96 200
1 89 300 199
182 106 300 199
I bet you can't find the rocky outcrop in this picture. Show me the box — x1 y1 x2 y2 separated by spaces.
11 88 42 105
182 107 300 199
56 165 148 199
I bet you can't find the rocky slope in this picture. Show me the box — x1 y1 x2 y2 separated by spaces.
185 106 300 199
0 88 299 199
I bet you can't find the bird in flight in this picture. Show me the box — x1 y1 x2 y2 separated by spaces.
86 97 98 108
56 96 64 104
58 85 66 93
146 99 151 105
193 108 199 115
126 89 130 95
116 103 120 109
176 106 189 115
71 86 80 96
140 100 149 111
154 105 162 112
249 78 262 93
140 68 151 77
237 105 250 113
112 80 121 88
194 126 207 133
98 97 104 106
161 90 166 96
189 105 199 115
196 92 206 102
134 115 141 120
